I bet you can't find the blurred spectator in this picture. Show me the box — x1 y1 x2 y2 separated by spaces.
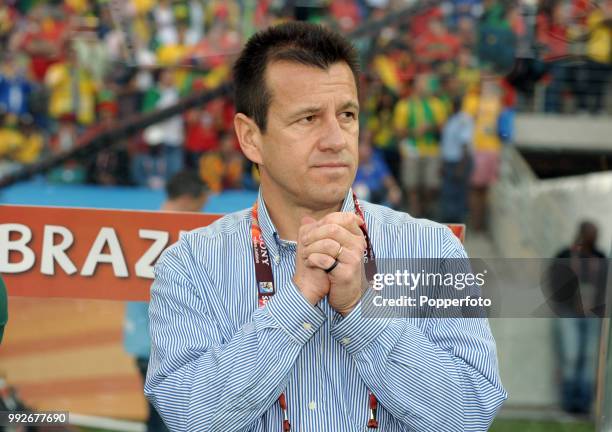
153 0 179 46
414 9 461 68
550 221 607 414
156 21 194 67
44 45 97 126
184 106 220 169
0 114 42 165
577 0 612 114
219 131 244 189
463 75 504 231
10 4 69 82
88 102 130 185
74 28 109 84
353 134 402 208
456 48 482 92
366 88 400 181
142 69 185 187
12 118 44 165
439 97 474 223
330 0 362 32
198 131 243 192
537 0 571 112
0 54 33 120
0 1 18 49
450 0 483 28
456 15 478 49
124 169 207 432
394 74 448 217
478 0 517 73
47 116 85 184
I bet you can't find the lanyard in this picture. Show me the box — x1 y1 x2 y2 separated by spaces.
250 193 380 430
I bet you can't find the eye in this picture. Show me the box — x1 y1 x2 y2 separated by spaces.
298 115 316 125
340 111 356 121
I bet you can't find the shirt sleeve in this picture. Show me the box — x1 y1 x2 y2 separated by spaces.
145 238 326 432
329 228 507 431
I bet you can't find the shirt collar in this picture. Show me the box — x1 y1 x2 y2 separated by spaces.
255 188 356 255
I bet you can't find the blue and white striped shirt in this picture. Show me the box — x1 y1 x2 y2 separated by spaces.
145 189 507 431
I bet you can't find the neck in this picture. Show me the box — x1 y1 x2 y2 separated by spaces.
260 186 345 242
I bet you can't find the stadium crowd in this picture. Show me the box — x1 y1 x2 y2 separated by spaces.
0 0 610 224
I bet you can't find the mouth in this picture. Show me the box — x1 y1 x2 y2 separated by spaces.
313 163 350 169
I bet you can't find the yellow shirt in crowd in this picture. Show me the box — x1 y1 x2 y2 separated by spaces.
463 91 502 152
393 96 448 156
587 10 612 64
45 63 97 125
0 128 43 164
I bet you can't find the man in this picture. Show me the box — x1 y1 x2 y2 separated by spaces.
439 96 474 223
549 221 608 414
393 74 447 217
462 76 504 232
146 22 506 431
125 170 207 432
142 69 186 186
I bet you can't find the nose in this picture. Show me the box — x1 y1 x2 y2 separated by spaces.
317 115 346 152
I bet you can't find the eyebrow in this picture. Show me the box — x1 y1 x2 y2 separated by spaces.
338 101 360 112
289 106 322 120
287 101 360 120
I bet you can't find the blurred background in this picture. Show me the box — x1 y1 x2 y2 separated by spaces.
0 0 610 431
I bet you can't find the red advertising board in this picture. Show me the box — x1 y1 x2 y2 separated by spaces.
0 205 221 301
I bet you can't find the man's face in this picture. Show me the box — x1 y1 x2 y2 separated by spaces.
255 61 359 210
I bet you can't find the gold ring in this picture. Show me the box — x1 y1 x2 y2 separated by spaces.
333 245 343 260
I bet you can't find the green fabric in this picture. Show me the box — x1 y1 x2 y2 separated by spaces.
142 87 161 113
0 275 7 344
407 97 436 148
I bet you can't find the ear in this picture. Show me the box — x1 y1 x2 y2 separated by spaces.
234 113 263 166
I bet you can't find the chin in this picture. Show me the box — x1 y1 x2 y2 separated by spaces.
307 184 350 207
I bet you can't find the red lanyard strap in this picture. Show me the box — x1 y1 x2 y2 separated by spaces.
250 193 380 430
251 201 276 308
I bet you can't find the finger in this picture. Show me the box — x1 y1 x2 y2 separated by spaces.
301 238 341 261
317 212 364 235
306 252 336 270
303 223 366 252
298 216 319 244
306 248 363 275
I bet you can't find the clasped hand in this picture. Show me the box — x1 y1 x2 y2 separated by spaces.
293 212 367 316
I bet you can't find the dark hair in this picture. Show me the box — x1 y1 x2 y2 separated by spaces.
233 21 360 132
166 170 207 200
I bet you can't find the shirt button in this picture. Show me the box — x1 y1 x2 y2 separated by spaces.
308 401 317 411
302 322 312 331
341 337 351 345
274 255 280 265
